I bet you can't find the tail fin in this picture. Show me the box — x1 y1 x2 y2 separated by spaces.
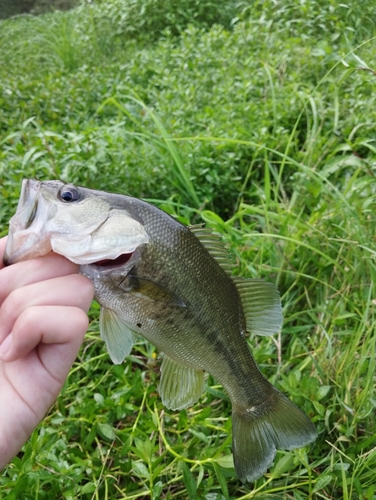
232 388 317 482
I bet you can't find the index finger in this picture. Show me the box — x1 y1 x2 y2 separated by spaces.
0 252 80 306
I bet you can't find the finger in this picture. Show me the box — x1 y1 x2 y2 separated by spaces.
0 305 89 381
0 304 90 468
0 236 7 270
0 274 94 342
0 252 80 305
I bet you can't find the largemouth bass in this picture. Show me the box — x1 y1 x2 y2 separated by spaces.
4 179 317 482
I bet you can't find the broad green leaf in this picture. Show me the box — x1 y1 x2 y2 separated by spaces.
97 423 116 441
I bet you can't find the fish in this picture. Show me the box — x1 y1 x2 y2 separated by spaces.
4 179 317 482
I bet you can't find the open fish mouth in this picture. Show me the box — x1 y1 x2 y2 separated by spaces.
3 179 53 265
94 252 134 268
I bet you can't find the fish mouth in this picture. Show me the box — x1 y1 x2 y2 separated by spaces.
3 179 52 265
93 252 134 268
80 247 141 281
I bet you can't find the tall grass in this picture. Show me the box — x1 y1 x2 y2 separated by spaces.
0 0 376 498
97 94 201 209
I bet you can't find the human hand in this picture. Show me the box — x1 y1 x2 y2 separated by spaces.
0 236 94 469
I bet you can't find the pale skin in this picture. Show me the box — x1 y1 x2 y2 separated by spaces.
0 236 94 470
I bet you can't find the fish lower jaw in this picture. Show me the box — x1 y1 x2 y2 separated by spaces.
80 253 135 280
4 233 52 265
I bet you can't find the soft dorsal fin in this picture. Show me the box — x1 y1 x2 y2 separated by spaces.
159 354 205 410
233 277 283 336
189 225 232 274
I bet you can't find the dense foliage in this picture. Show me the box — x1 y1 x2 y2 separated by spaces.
0 1 376 498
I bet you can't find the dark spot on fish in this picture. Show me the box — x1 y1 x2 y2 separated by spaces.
95 253 133 268
137 323 142 328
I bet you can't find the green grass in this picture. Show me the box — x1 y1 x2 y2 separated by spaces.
1 0 376 498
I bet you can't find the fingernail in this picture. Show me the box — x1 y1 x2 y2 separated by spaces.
0 334 12 357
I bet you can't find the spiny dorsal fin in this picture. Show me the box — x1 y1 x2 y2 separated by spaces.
159 354 205 410
189 225 232 274
233 277 283 336
190 226 282 335
100 307 138 364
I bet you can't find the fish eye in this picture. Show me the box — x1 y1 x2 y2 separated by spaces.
59 185 81 203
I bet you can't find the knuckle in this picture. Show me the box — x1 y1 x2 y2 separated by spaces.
17 305 38 328
11 306 38 340
72 275 95 307
2 287 26 317
74 308 90 333
80 275 95 297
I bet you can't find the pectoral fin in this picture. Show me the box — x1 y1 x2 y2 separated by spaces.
100 307 138 364
233 278 283 336
159 355 205 410
123 276 186 307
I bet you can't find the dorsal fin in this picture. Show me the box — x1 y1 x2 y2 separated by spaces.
233 277 283 336
189 225 232 274
190 226 283 336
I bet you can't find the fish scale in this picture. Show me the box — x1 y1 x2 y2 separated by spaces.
4 179 317 482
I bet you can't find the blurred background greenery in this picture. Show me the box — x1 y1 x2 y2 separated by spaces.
0 0 79 19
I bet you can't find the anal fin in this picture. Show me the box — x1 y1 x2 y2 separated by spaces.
159 355 205 410
100 307 138 364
